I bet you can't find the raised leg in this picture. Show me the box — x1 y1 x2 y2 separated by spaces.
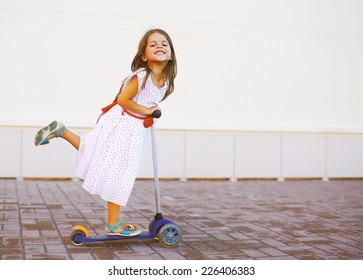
59 127 81 150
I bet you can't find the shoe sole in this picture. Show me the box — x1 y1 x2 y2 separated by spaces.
34 121 59 146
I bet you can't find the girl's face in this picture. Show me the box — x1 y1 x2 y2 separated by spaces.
142 32 172 64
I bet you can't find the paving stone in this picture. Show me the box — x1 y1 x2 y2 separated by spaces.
259 247 289 257
154 249 186 260
71 253 94 260
25 245 46 255
46 244 68 254
0 178 362 260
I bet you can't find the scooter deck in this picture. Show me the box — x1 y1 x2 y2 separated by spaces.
75 230 157 244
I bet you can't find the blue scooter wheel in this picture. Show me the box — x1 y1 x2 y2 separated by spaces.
71 229 86 246
157 223 182 248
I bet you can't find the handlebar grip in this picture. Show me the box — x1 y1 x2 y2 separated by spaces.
151 110 162 119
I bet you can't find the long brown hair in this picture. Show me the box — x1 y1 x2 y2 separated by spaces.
115 29 177 101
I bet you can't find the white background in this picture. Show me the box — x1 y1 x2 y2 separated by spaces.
1 0 363 131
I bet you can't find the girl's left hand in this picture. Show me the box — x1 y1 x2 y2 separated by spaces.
148 106 161 116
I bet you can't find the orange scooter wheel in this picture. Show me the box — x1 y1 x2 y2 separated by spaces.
71 225 89 246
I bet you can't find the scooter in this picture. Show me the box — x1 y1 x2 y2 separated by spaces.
70 110 182 248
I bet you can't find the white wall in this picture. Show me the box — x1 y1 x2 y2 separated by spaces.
1 1 363 179
1 127 363 180
0 0 363 131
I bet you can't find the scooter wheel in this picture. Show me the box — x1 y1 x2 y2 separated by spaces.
157 223 182 248
71 230 86 246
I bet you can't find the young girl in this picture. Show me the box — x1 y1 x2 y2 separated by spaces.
34 29 177 236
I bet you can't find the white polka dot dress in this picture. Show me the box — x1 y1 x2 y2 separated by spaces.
75 68 167 206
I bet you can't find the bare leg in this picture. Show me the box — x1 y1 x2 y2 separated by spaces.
107 201 121 225
59 127 81 150
105 201 125 233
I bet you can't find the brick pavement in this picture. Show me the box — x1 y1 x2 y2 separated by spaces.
0 178 362 260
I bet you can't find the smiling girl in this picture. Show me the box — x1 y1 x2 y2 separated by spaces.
34 29 177 236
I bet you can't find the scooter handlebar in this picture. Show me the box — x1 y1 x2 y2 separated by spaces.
152 110 162 119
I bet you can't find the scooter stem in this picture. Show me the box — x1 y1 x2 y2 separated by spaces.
151 126 163 219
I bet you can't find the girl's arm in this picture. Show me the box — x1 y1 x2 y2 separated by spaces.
117 76 159 116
